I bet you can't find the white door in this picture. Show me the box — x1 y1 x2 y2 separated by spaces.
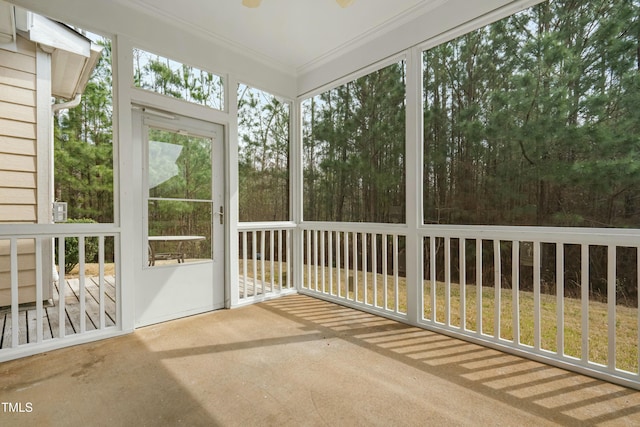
133 109 225 326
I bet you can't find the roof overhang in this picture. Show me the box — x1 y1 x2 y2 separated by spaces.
0 1 102 100
26 12 102 99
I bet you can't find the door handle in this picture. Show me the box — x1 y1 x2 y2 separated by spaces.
215 206 224 224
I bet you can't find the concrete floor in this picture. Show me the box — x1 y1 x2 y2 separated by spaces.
1 294 640 426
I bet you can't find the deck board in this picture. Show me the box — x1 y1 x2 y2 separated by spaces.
87 277 116 326
0 276 116 349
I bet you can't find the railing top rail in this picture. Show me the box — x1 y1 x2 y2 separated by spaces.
418 224 640 246
0 223 120 237
237 221 297 231
300 221 407 234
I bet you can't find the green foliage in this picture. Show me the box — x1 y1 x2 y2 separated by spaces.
55 219 99 272
303 61 407 223
54 36 113 223
420 0 640 227
237 85 290 222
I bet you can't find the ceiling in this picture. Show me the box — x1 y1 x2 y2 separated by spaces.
115 0 443 74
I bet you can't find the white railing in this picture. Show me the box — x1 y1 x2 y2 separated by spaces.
418 225 640 389
0 224 120 362
299 222 408 320
299 222 640 389
237 222 295 304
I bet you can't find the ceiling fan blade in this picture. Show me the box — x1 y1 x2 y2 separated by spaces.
242 0 261 8
336 0 355 7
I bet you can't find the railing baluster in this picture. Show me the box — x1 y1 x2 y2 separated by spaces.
99 236 105 329
557 243 564 357
393 234 399 313
352 232 358 302
10 238 18 348
494 239 501 340
314 230 319 292
444 237 451 326
35 238 43 342
328 231 333 295
533 241 541 351
270 230 275 292
383 234 388 311
344 231 350 300
336 231 341 297
363 232 368 305
476 239 482 335
373 234 378 308
58 237 66 339
278 230 283 292
260 231 266 293
242 231 248 298
252 231 258 295
79 236 86 334
460 238 466 331
321 230 326 294
305 230 310 290
430 236 436 322
637 245 640 376
581 243 589 364
512 240 520 345
286 229 291 289
608 245 616 372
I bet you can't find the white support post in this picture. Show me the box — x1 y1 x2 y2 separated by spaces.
114 35 135 329
291 99 304 293
227 74 240 307
404 46 422 325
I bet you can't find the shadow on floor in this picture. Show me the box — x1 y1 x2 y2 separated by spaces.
1 294 639 426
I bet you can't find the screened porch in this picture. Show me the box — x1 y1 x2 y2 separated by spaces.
1 0 640 415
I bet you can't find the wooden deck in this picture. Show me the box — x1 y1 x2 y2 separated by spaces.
0 276 116 349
